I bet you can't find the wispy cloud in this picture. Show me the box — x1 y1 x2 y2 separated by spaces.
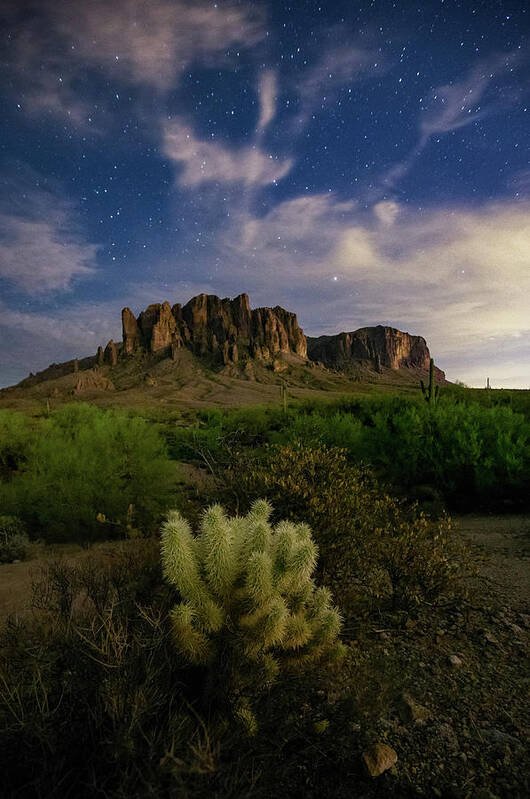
0 177 99 294
215 193 530 385
53 0 265 91
163 120 293 188
384 51 525 188
289 40 380 130
5 0 266 125
256 70 278 132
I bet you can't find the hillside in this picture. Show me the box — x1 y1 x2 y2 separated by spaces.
0 293 448 411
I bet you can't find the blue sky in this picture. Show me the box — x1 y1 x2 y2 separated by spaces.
1 0 528 387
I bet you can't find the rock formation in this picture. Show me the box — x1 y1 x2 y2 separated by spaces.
307 326 445 378
74 369 114 395
122 308 142 354
120 293 307 364
104 340 118 366
8 292 446 392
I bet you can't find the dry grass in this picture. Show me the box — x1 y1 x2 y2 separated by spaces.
0 349 428 415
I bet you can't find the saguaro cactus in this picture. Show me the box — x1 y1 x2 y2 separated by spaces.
161 500 345 730
420 357 439 405
280 381 288 414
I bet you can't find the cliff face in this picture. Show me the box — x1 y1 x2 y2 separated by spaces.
11 294 446 393
307 326 444 377
119 293 307 364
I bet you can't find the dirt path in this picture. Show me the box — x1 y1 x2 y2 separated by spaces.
455 514 530 610
0 540 127 620
2 514 529 622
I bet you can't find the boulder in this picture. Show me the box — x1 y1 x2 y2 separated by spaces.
362 743 398 777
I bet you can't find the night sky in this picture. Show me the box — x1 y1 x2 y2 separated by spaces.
1 0 528 388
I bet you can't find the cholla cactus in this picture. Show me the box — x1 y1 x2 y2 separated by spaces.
161 500 345 727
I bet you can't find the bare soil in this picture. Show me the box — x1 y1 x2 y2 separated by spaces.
1 515 528 797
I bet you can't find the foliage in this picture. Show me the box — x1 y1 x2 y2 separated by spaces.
217 444 463 611
0 542 185 798
161 500 346 731
168 395 530 510
0 515 29 563
0 410 32 479
0 404 176 541
360 402 530 510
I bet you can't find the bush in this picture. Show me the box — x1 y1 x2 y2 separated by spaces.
171 397 530 510
360 402 530 509
0 404 177 542
161 500 346 732
0 515 29 563
0 542 185 798
0 410 32 479
216 444 463 611
0 537 349 798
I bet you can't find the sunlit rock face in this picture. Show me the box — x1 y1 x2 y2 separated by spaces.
307 326 444 376
121 293 307 363
121 307 142 354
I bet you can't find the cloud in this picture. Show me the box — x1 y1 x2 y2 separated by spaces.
163 120 293 187
419 63 493 140
384 51 526 188
53 0 265 91
216 193 530 386
2 195 528 387
298 44 377 102
373 201 400 226
0 179 99 294
288 41 380 130
256 71 278 132
6 0 265 124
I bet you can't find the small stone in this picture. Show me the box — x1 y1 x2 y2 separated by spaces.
484 631 499 645
399 692 432 725
484 729 520 748
506 622 523 635
448 654 462 667
362 743 398 777
438 722 458 750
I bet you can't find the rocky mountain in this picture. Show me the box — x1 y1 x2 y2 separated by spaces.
120 293 307 364
307 326 442 375
9 292 445 394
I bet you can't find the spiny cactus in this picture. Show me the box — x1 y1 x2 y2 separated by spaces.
420 357 439 405
161 500 345 730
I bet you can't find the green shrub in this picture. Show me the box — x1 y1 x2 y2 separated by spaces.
161 499 346 732
362 402 530 509
0 410 32 479
0 542 183 798
217 444 462 611
0 404 176 541
172 396 530 510
0 515 29 563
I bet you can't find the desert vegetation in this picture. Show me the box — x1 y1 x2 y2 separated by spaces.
0 392 528 797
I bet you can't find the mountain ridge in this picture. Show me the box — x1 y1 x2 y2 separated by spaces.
2 292 446 403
